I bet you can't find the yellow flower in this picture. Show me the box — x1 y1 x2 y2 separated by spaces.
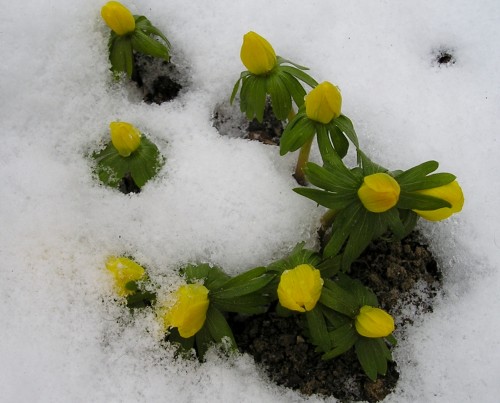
106 256 146 296
355 306 395 338
277 264 324 312
240 31 277 75
162 284 210 338
358 173 401 213
101 1 136 36
109 121 141 157
304 81 342 124
413 180 464 221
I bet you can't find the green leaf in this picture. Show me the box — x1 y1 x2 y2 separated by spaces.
230 78 242 104
323 202 364 259
394 160 439 184
195 323 212 359
134 16 171 49
332 115 359 149
131 30 169 60
279 114 316 155
109 36 134 77
316 255 342 278
168 327 195 352
397 192 452 210
276 56 310 71
240 75 267 122
303 161 360 192
337 274 378 307
359 150 387 175
306 307 332 352
328 124 349 158
355 338 390 381
211 293 270 314
316 124 336 162
267 73 292 120
266 243 322 273
322 323 358 360
320 279 359 317
211 273 274 299
181 263 210 282
279 65 318 88
279 71 307 108
399 172 456 192
293 187 357 210
205 306 237 349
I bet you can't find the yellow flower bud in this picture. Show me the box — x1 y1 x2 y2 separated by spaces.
162 284 210 338
106 256 146 297
109 121 141 157
277 264 324 312
304 81 342 124
355 306 395 338
240 31 277 75
358 173 400 213
101 1 136 36
413 180 464 221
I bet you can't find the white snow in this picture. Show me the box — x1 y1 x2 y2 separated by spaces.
1 0 499 401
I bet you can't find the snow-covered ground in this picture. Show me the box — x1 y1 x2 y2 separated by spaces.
1 0 499 401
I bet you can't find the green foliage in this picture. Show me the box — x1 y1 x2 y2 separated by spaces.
231 58 318 122
93 136 164 190
280 110 360 162
107 15 171 78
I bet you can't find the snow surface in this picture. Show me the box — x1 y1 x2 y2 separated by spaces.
1 0 499 401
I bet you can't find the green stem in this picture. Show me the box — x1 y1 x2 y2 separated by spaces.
320 209 338 230
293 136 313 185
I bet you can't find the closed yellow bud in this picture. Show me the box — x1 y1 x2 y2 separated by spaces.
358 173 400 213
240 31 277 76
305 81 342 124
106 256 146 296
355 306 395 338
162 284 210 338
413 180 464 221
101 1 136 36
109 121 141 157
277 264 324 312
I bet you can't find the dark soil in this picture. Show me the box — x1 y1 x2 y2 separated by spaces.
229 231 441 402
434 49 455 66
132 54 184 104
213 100 284 145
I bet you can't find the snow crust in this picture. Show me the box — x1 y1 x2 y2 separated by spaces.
1 0 499 401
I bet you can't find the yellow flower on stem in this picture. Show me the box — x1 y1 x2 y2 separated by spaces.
109 121 141 157
358 173 400 213
413 180 464 221
277 264 324 312
162 284 210 338
355 306 395 338
304 81 342 124
240 31 277 75
101 1 136 36
106 256 146 296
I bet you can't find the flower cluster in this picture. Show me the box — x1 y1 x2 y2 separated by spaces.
96 6 465 384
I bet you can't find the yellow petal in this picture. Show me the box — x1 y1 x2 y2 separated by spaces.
240 31 277 75
163 284 210 338
413 180 464 221
101 1 136 36
358 173 400 213
304 81 342 124
277 264 323 312
355 306 395 338
106 256 146 296
109 121 141 157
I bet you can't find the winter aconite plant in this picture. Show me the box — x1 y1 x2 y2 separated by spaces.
295 151 464 270
101 1 171 78
92 121 164 192
280 81 360 184
231 31 318 123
